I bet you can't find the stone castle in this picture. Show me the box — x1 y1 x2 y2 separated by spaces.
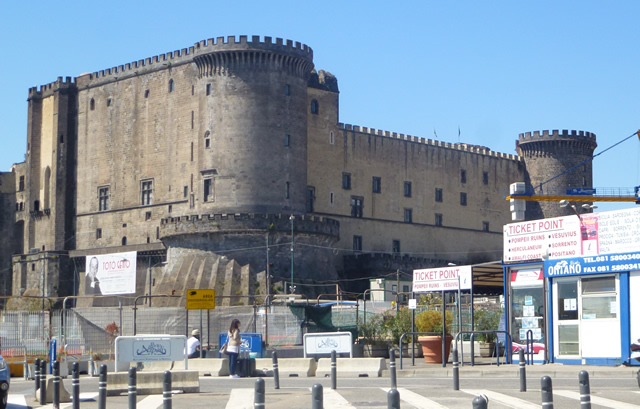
0 35 597 307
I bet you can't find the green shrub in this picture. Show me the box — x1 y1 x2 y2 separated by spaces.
416 310 453 336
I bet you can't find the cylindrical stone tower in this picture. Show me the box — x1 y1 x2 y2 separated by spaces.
193 36 314 214
516 130 597 220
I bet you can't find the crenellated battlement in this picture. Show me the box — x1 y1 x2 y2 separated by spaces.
518 129 596 142
338 123 521 161
74 35 312 87
28 76 75 99
160 213 340 239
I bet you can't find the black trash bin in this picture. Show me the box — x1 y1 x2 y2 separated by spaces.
237 358 256 377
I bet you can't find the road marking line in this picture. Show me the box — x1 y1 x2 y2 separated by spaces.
225 388 254 409
7 393 28 407
309 387 356 409
555 389 640 409
136 395 164 409
381 388 448 409
461 389 540 409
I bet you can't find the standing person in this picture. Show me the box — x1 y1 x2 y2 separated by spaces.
227 319 241 378
186 329 201 359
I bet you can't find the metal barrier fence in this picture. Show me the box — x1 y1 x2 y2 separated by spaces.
0 303 351 359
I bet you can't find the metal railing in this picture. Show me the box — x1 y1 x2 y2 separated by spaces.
453 330 513 366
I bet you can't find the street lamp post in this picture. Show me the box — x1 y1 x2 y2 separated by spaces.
289 215 295 294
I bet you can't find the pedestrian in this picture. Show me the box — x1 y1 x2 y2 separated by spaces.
187 329 201 359
227 319 241 378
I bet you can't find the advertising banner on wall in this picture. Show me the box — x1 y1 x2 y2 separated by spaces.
413 265 472 292
85 251 137 295
544 251 640 278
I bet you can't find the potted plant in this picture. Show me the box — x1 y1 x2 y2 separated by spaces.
474 309 502 357
358 314 390 358
416 310 454 363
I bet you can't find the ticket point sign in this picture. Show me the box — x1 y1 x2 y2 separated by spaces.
412 266 472 293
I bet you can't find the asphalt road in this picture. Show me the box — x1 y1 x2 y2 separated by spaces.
5 367 640 409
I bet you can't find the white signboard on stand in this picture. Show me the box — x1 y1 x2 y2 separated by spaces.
412 266 472 293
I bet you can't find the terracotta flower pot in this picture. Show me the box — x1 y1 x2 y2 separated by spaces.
418 335 453 364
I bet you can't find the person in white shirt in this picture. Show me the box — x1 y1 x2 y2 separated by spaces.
186 329 201 358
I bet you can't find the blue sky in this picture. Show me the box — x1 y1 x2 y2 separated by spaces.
1 1 639 212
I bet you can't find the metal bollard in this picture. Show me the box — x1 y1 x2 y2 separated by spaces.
40 360 47 405
389 348 397 389
331 350 337 390
272 350 280 390
254 378 265 409
163 370 172 409
128 366 137 409
34 357 40 396
541 375 554 409
452 348 459 391
98 364 107 409
72 362 79 409
53 360 60 409
578 370 591 409
387 388 400 409
519 349 526 392
472 394 488 409
312 383 323 409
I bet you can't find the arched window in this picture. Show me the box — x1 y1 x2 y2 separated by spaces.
90 98 95 111
204 131 211 149
122 236 127 246
311 99 319 115
168 79 174 93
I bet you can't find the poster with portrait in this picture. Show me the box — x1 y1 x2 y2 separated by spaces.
85 251 137 295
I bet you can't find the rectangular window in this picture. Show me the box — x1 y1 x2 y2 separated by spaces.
372 177 381 193
306 187 315 213
330 131 334 145
435 188 443 202
483 171 489 185
206 83 211 96
404 181 412 197
285 134 290 147
191 111 194 129
353 235 362 252
145 211 152 221
460 192 467 206
184 186 189 198
285 84 291 95
351 196 363 218
461 169 467 184
435 213 443 226
98 186 110 211
141 180 153 205
204 178 213 202
483 221 490 232
285 182 290 199
96 228 102 239
342 173 351 190
330 192 334 204
404 208 413 223
392 240 400 253
18 176 25 191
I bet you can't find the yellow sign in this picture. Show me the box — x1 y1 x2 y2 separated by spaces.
186 289 215 310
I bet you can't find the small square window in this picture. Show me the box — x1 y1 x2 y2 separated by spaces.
145 211 152 220
342 173 351 190
461 169 466 184
435 213 443 226
435 188 443 202
404 208 413 223
404 181 412 197
482 221 490 232
372 177 381 194
483 172 489 185
353 235 362 252
460 192 467 206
